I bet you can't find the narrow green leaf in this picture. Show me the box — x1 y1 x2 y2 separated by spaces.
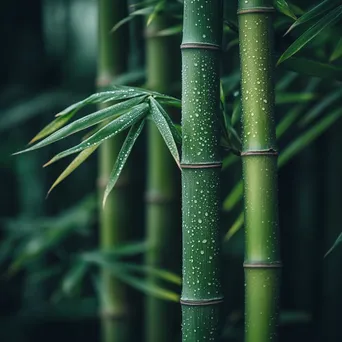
276 78 320 138
222 154 239 170
149 97 180 166
147 1 165 26
285 0 340 35
115 262 181 285
62 262 88 296
57 86 146 117
103 119 145 207
47 145 98 196
15 97 145 156
82 253 180 302
153 99 182 144
330 37 342 61
324 232 342 258
275 72 298 91
114 271 179 302
276 92 316 104
111 7 154 32
279 108 342 167
280 57 342 81
43 103 149 166
274 0 297 20
29 112 74 144
223 181 243 211
224 212 244 241
278 6 342 64
155 24 183 37
300 88 342 126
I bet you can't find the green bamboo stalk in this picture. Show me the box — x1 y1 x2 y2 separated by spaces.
237 1 281 341
97 1 131 341
181 1 223 341
145 5 181 342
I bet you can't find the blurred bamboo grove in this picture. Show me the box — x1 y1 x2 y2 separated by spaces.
1 0 342 342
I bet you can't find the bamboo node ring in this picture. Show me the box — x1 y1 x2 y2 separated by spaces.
181 43 221 51
237 7 275 15
180 297 224 306
180 162 222 169
240 149 278 157
243 262 282 269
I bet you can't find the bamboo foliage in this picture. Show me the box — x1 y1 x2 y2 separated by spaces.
237 1 281 341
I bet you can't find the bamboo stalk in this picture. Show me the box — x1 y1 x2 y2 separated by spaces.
237 1 281 341
97 1 131 341
181 1 223 341
145 5 181 342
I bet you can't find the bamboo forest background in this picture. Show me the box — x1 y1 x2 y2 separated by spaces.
1 0 342 341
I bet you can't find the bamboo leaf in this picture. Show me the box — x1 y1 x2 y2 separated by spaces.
223 181 243 211
29 112 74 144
274 0 297 20
149 97 180 166
153 99 182 144
111 7 154 32
146 1 165 26
277 6 342 64
81 242 147 262
154 24 183 37
47 145 98 196
330 37 342 61
115 262 181 285
284 0 341 35
114 271 180 302
299 88 342 127
57 86 147 117
324 232 342 258
82 253 180 301
222 154 239 170
276 92 316 104
62 261 88 296
224 212 244 241
103 119 145 207
276 78 320 138
15 97 145 155
280 57 342 81
43 103 149 166
279 108 342 167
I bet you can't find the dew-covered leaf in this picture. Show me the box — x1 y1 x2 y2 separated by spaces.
103 119 145 207
149 97 180 166
57 86 146 117
15 97 146 155
43 103 149 166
